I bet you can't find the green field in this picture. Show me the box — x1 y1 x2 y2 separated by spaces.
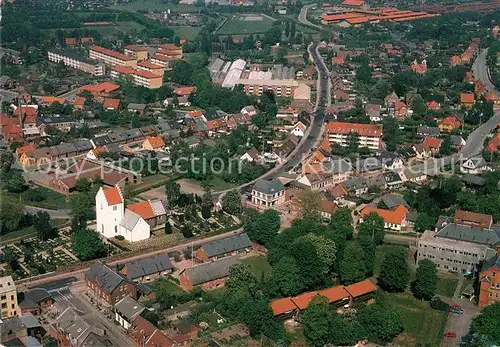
110 0 202 13
242 256 272 279
436 276 459 298
171 26 202 41
216 14 275 35
3 187 70 210
382 291 448 347
115 20 146 33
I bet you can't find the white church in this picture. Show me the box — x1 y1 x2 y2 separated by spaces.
95 186 167 242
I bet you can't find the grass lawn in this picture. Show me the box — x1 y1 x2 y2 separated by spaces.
374 244 409 277
171 26 202 41
131 174 171 192
208 176 236 191
115 21 145 33
383 291 448 347
89 25 122 38
216 14 275 35
436 276 459 298
109 0 201 13
3 186 70 210
242 256 272 279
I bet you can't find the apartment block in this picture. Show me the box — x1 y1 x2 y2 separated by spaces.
325 122 383 151
0 276 19 319
157 44 183 59
89 45 137 68
240 79 300 97
124 45 149 61
417 224 498 275
47 49 105 76
111 66 163 89
137 61 165 77
150 54 174 69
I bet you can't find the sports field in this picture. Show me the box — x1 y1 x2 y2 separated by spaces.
216 13 275 35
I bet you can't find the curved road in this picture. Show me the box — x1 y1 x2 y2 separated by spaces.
298 4 322 29
214 42 331 196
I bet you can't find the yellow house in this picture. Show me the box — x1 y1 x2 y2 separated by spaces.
0 276 19 319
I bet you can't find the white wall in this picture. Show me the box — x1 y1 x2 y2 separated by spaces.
96 187 124 239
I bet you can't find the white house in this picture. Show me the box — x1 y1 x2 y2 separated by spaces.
115 296 145 330
240 148 261 163
290 121 307 137
461 156 489 174
96 186 166 242
240 105 257 117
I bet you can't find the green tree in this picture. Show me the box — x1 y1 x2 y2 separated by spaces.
356 62 373 84
5 172 27 193
165 181 181 208
244 209 281 247
266 256 304 297
382 117 399 152
411 259 437 300
201 188 212 219
226 263 259 296
75 178 91 192
462 302 500 346
411 95 427 116
0 200 24 233
358 213 385 245
358 304 404 344
297 189 322 221
70 194 94 231
379 248 409 292
221 189 242 215
340 242 367 284
414 212 435 233
302 296 332 347
439 135 453 155
358 235 376 276
164 221 172 234
0 150 14 175
33 211 57 241
72 228 107 261
346 132 360 152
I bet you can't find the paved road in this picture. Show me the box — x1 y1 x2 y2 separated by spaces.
472 49 498 94
298 4 322 29
25 205 71 218
440 297 481 347
214 42 331 196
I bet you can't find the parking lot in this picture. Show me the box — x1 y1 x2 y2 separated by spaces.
440 298 481 347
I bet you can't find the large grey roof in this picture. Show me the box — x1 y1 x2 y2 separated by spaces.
416 126 440 136
481 254 500 272
343 177 369 191
355 157 382 172
436 223 500 246
124 254 174 280
87 261 125 293
18 313 41 329
461 174 485 186
253 179 284 195
183 256 240 286
321 157 353 174
54 142 78 155
72 138 93 152
381 194 409 209
201 233 252 258
114 296 145 320
120 210 141 231
19 288 52 309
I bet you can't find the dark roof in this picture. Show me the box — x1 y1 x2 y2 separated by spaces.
378 151 401 165
355 157 382 172
461 174 485 186
115 296 145 320
123 255 174 280
92 135 111 147
136 283 153 295
381 194 409 209
36 116 75 126
183 256 240 286
72 138 93 152
87 261 125 293
54 142 78 155
416 126 440 136
253 179 284 195
436 223 500 246
201 233 252 258
19 288 52 309
321 157 353 174
48 48 101 65
481 254 500 272
127 103 147 111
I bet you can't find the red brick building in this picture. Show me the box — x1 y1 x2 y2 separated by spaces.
86 261 137 306
179 256 240 291
479 254 500 307
19 288 54 315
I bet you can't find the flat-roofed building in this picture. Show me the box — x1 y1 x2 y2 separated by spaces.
111 66 162 89
326 121 383 150
417 223 499 275
47 48 105 76
89 45 137 68
137 61 165 77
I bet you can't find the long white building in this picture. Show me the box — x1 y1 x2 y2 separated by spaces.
325 121 383 151
47 49 105 76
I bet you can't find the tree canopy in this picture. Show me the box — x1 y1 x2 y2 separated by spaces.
411 259 437 300
378 248 409 292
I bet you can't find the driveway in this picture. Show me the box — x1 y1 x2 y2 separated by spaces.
440 298 481 347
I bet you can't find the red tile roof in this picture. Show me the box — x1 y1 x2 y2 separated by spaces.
291 291 319 310
127 200 155 220
144 136 165 149
80 82 120 93
16 144 36 156
103 98 120 111
138 61 164 69
175 86 197 96
65 38 77 45
345 279 377 298
326 121 382 137
103 187 123 206
439 116 461 128
423 136 442 149
454 209 492 229
332 56 345 64
342 0 365 6
13 107 37 117
271 298 298 316
487 133 500 152
321 13 361 22
461 92 475 104
318 285 350 303
360 204 408 225
426 100 440 110
73 96 86 108
90 45 136 61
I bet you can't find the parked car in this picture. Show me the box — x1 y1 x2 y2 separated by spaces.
444 332 457 338
449 307 464 314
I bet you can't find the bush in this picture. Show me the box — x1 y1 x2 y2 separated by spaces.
430 297 449 311
115 235 125 241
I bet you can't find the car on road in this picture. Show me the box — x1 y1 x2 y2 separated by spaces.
444 332 457 338
449 307 464 314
